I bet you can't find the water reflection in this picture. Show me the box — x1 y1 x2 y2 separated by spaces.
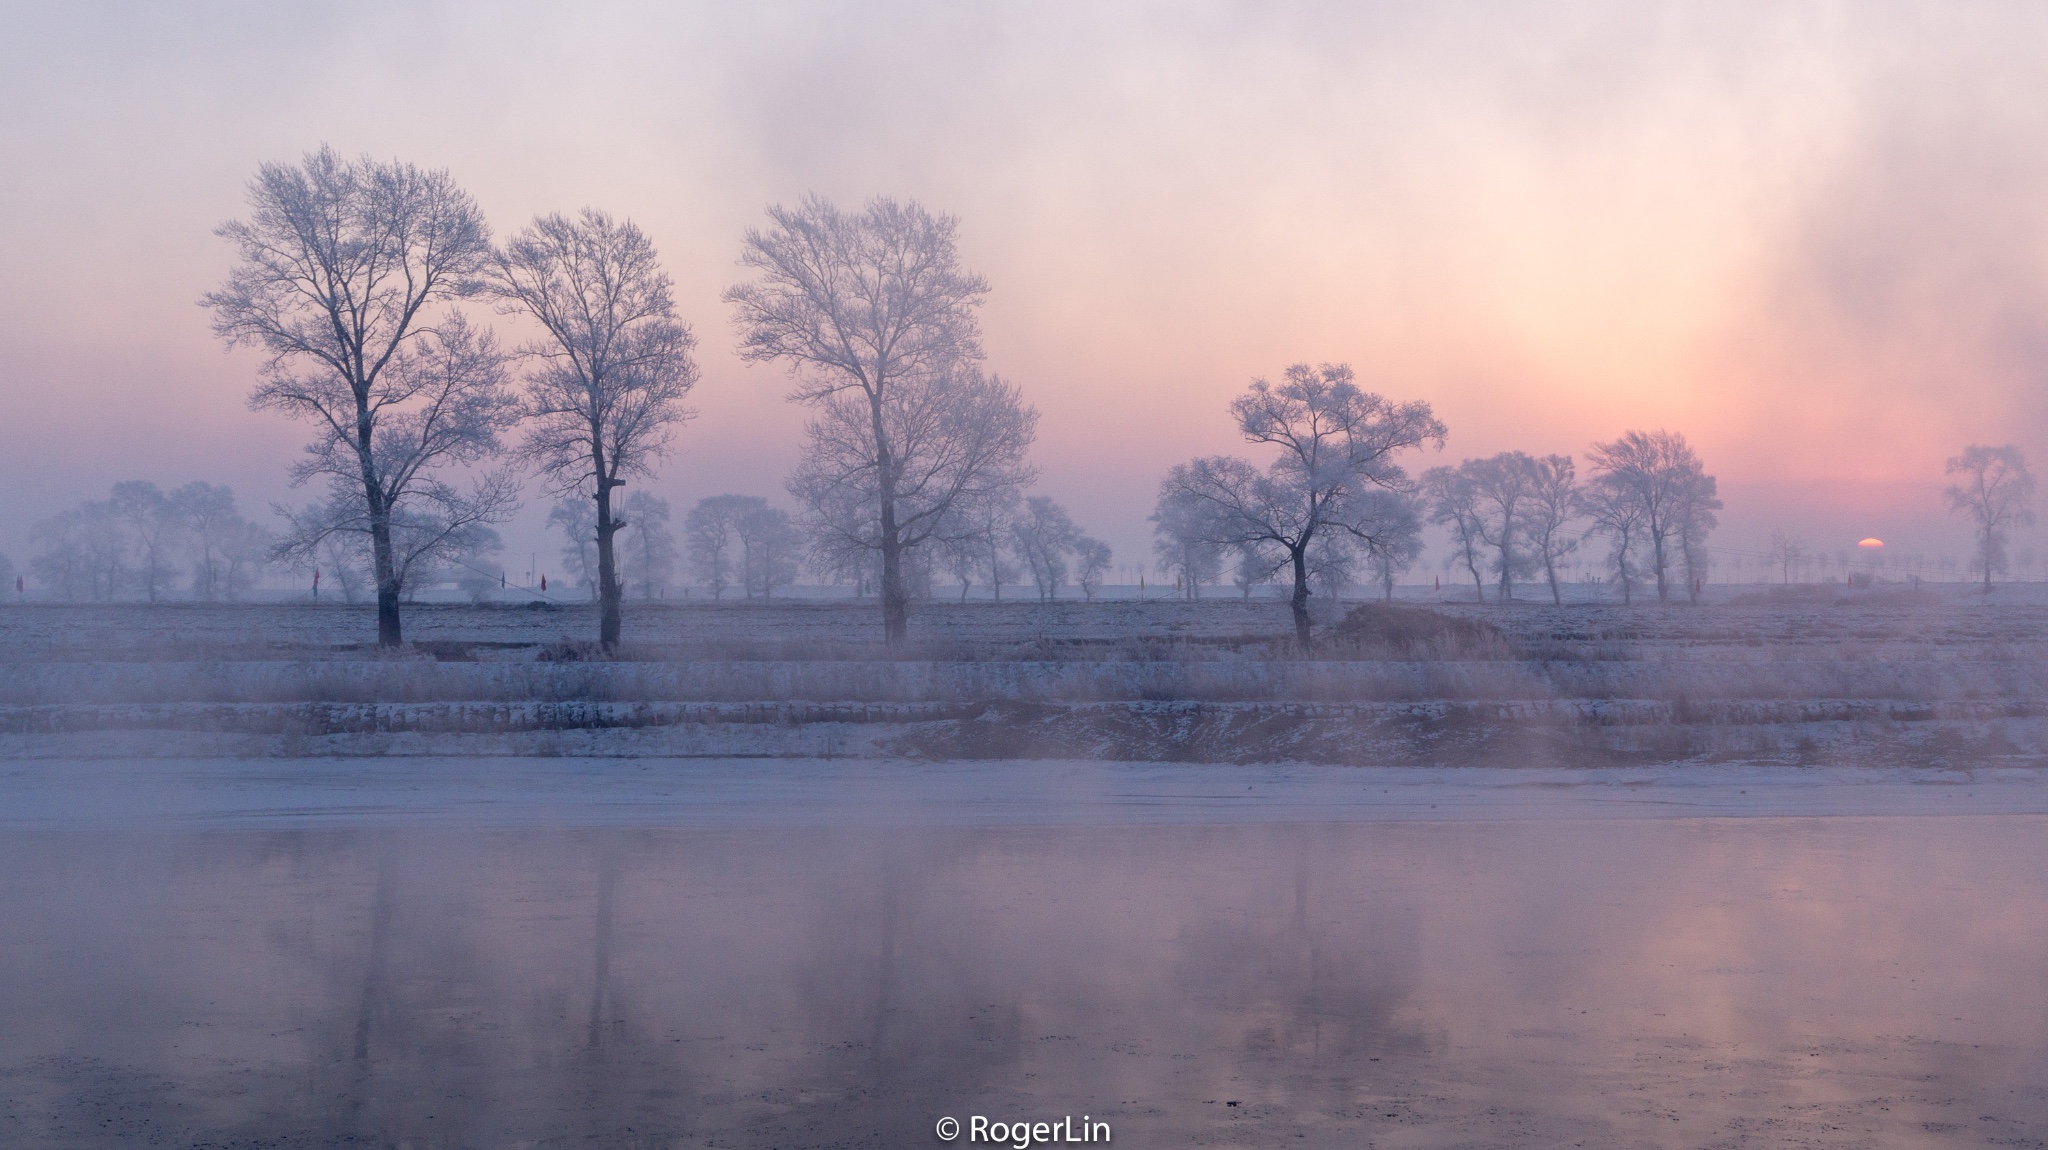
2 817 2046 1146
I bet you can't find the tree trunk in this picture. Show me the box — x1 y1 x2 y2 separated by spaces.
369 503 402 648
1546 558 1562 605
595 482 623 650
879 508 909 646
1651 529 1670 601
1497 521 1515 603
1289 545 1312 648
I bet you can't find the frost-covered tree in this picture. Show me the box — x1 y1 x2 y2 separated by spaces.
1011 496 1083 601
490 209 698 648
1674 467 1721 601
110 481 180 602
1588 430 1717 602
548 498 599 599
1307 531 1357 602
1074 537 1113 601
205 146 509 645
1581 473 1646 604
1232 542 1277 599
1523 455 1581 605
314 534 369 604
32 494 132 601
1161 363 1444 645
1945 444 2035 591
172 482 268 600
685 494 748 599
1423 464 1487 603
617 492 677 600
283 483 506 605
737 501 802 599
1150 484 1225 600
1465 452 1541 603
1767 529 1805 585
1358 489 1423 602
935 494 1019 601
727 195 1036 644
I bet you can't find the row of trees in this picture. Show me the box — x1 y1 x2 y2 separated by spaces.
207 149 694 648
1147 363 1724 640
186 145 2036 646
27 482 271 602
542 488 1113 605
209 149 1050 648
1427 431 1720 606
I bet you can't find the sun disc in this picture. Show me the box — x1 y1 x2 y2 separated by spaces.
1857 537 1884 549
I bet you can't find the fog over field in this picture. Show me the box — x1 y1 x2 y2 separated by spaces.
7 2 2048 1146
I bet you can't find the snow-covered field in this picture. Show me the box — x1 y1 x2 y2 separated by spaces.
3 592 2045 763
3 588 2046 765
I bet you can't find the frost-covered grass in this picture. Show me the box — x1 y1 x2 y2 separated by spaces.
5 591 2047 764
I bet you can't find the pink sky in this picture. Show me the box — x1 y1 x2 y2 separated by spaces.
5 3 2048 580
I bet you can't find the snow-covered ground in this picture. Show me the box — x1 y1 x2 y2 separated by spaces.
4 592 2046 765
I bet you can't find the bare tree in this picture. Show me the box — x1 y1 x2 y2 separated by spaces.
1161 364 1444 645
1523 455 1581 605
1580 474 1646 604
1587 430 1716 602
1307 531 1358 602
172 482 266 601
548 497 599 599
737 500 803 598
1674 466 1721 601
936 493 1019 601
1423 464 1487 603
1074 537 1113 601
619 491 677 600
1151 484 1225 600
1358 488 1423 602
787 366 1036 623
110 482 179 602
31 501 119 601
1232 542 1276 599
490 208 698 649
684 494 747 599
1945 444 2035 591
313 534 368 603
1465 452 1541 603
1767 529 1805 584
278 467 513 607
726 195 1034 644
204 146 503 645
1011 496 1084 601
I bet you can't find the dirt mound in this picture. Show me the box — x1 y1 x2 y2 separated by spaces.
1327 604 1510 657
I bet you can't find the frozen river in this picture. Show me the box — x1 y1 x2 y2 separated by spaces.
4 759 2047 1146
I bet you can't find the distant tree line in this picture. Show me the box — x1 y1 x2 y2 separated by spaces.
28 481 270 602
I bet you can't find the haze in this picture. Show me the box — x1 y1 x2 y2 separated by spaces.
4 1 2046 568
